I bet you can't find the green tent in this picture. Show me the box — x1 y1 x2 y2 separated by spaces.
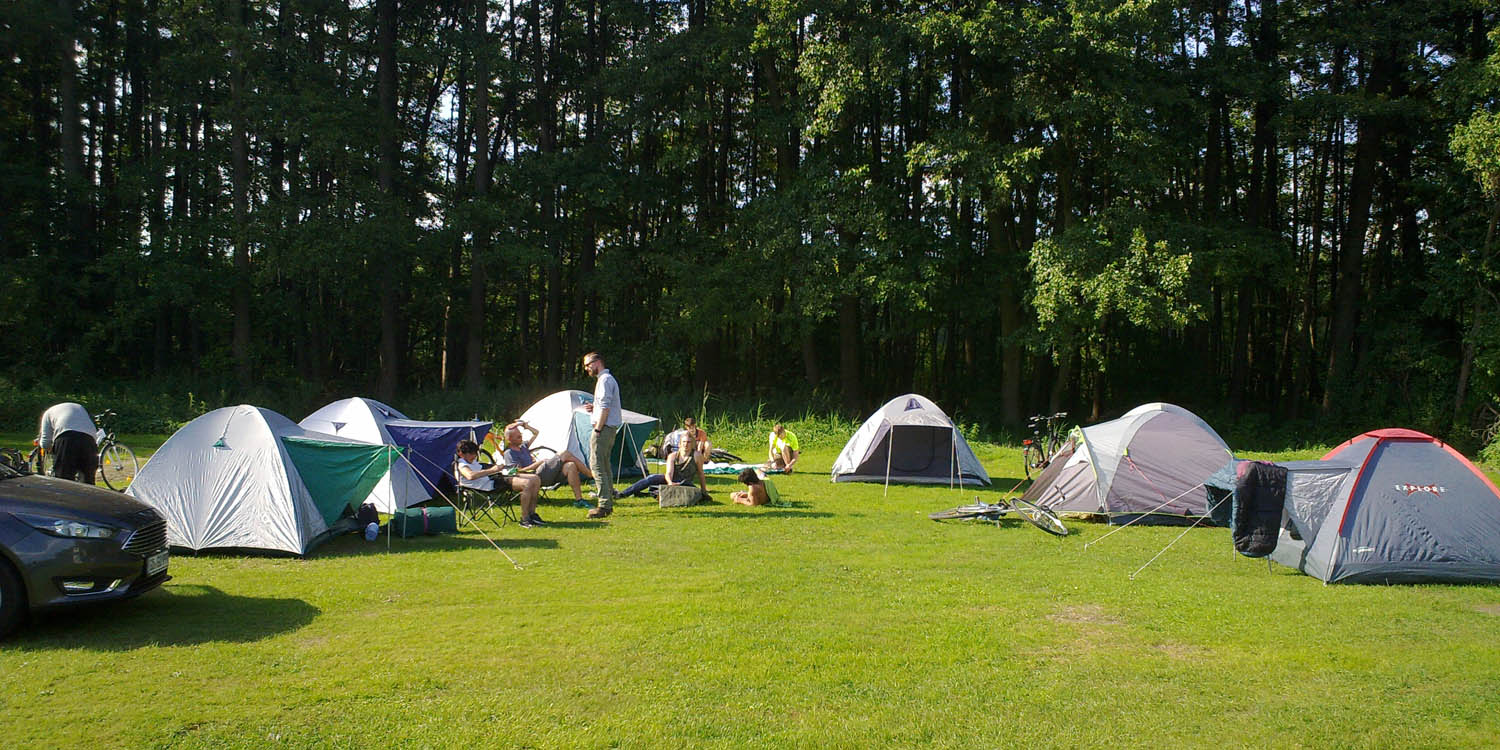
282 436 404 524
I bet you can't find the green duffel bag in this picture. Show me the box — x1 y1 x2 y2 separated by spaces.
389 506 459 537
658 484 706 508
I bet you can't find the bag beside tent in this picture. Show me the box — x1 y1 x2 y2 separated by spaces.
516 390 658 478
1022 402 1231 523
127 405 400 556
300 397 435 513
830 394 990 486
1269 429 1500 584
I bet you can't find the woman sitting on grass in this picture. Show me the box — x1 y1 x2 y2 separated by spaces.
617 434 703 498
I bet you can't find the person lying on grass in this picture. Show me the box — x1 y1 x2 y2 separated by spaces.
501 420 593 503
731 467 770 506
617 434 704 498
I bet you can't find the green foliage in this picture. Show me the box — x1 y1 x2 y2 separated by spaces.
4 0 1499 436
1031 213 1199 369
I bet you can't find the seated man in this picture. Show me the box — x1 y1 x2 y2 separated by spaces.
455 439 544 528
767 423 800 474
663 417 711 485
501 420 592 504
618 434 704 498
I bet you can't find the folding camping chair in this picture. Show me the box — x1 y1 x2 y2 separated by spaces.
451 458 519 528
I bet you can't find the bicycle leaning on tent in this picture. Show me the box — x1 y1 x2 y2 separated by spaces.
929 495 1069 536
27 409 139 491
1022 412 1068 480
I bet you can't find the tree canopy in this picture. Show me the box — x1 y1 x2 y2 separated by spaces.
3 0 1498 441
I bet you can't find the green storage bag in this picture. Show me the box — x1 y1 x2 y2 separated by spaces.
389 506 459 537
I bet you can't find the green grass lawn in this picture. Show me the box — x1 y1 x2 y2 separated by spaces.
2 438 1500 748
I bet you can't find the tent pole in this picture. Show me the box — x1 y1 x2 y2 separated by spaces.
950 428 957 492
386 446 393 554
884 431 893 499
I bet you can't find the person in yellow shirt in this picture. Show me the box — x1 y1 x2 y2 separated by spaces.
767 423 800 474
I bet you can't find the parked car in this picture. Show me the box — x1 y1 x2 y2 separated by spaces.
0 458 170 639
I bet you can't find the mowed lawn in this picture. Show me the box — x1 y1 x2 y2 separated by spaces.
3 438 1500 749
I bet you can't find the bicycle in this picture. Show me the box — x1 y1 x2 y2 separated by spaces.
26 441 52 476
1022 412 1069 480
929 495 1070 536
89 410 140 491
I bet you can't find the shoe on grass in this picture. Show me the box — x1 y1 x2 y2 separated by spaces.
587 506 612 519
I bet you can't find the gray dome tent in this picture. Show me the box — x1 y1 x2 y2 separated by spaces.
1021 402 1231 522
830 394 990 487
1266 428 1500 584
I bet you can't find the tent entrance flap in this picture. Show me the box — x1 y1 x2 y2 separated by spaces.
856 426 963 479
571 411 655 478
282 437 402 525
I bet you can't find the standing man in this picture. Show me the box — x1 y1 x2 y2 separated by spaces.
582 351 622 518
38 402 98 484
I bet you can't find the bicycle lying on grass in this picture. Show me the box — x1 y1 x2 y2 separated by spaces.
930 495 1070 536
25 409 139 491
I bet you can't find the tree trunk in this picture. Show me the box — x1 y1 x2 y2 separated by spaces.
1323 44 1398 416
839 294 861 413
375 0 401 401
229 0 252 390
465 0 489 392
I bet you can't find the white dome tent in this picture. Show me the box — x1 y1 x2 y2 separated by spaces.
515 390 659 478
830 394 990 491
300 397 432 513
127 405 399 555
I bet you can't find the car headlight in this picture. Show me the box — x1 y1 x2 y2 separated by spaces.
14 513 121 540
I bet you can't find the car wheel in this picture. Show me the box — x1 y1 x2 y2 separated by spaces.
0 560 25 640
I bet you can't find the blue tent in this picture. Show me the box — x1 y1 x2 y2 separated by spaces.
384 419 492 496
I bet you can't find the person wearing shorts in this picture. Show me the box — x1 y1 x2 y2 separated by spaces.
501 420 592 503
38 402 98 484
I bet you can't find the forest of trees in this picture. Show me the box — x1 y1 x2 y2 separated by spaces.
3 0 1499 441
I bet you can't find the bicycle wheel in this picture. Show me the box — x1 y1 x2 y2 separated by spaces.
1022 443 1043 480
929 503 1003 522
28 448 51 477
1012 497 1068 536
99 443 140 491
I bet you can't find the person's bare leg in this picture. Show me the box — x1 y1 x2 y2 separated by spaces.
560 450 594 479
520 475 540 521
564 462 583 500
780 446 796 474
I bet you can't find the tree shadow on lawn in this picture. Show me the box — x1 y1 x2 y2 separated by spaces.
15 584 318 650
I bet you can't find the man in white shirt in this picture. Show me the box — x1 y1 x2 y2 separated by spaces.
38 402 98 484
581 351 622 518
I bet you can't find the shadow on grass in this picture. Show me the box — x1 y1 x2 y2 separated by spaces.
311 532 564 558
16 584 318 650
670 505 836 519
